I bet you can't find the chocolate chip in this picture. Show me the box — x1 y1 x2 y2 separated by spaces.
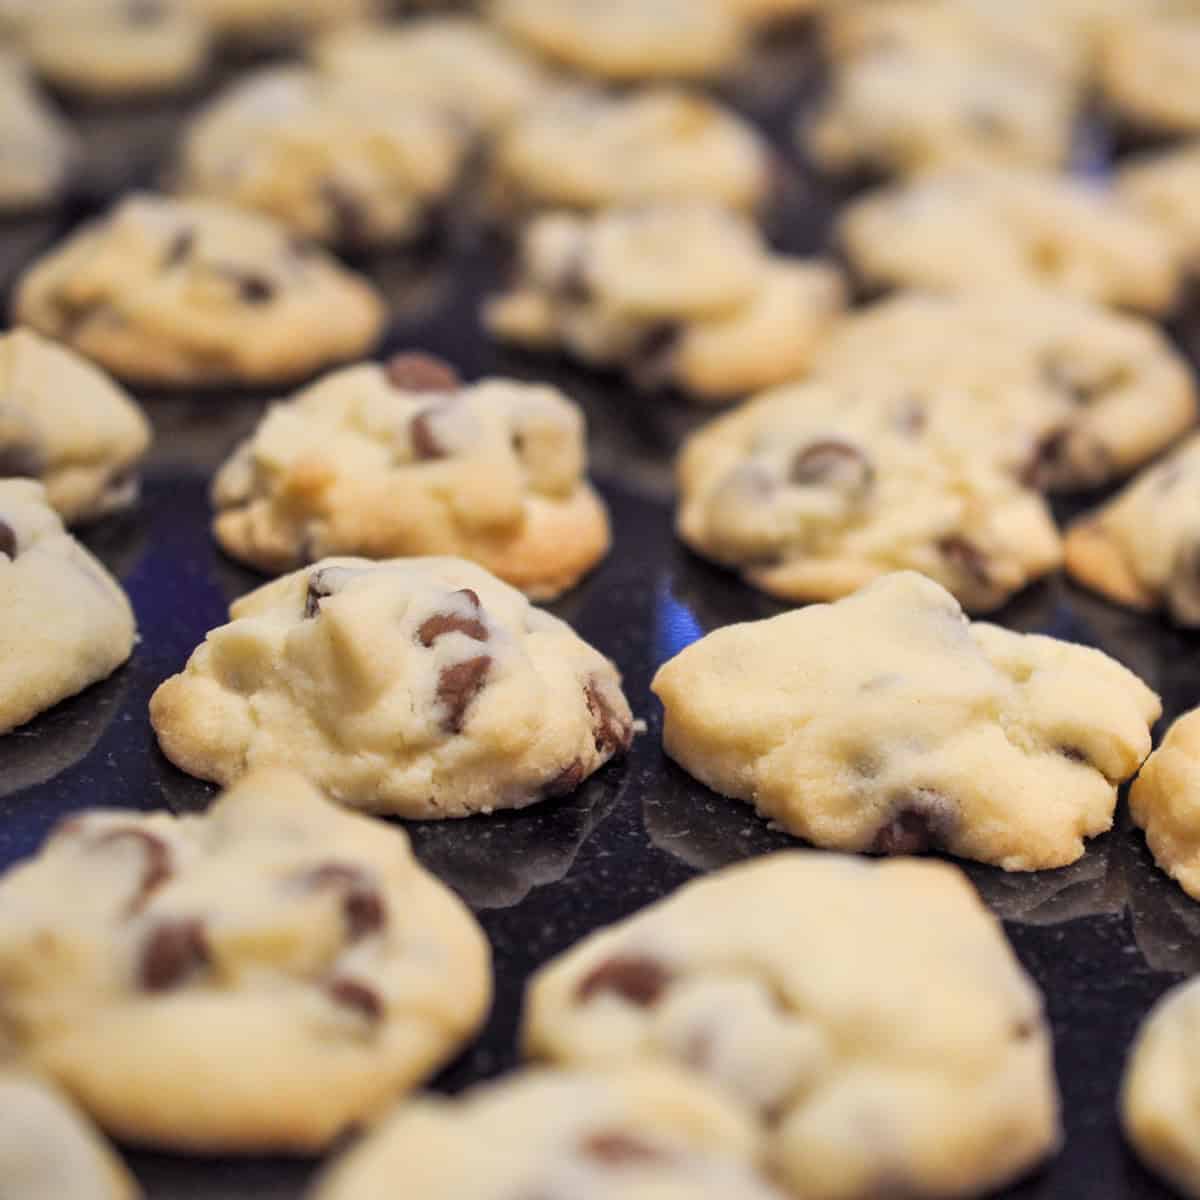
1059 746 1090 766
437 655 492 733
544 758 585 798
630 323 681 392
790 440 874 494
576 955 671 1007
327 977 383 1023
584 678 632 756
417 589 488 646
581 1131 668 1167
0 440 44 479
320 179 370 249
94 829 172 911
139 919 209 991
304 566 368 618
869 789 956 856
385 352 460 393
556 248 591 304
162 229 194 269
217 268 276 304
1022 429 1069 489
0 520 16 559
409 409 449 461
895 399 926 436
938 536 992 589
1013 1016 1038 1040
299 863 387 940
126 0 165 22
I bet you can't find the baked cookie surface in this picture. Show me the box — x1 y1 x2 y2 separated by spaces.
652 572 1160 869
1118 140 1200 271
0 768 491 1151
211 353 610 594
196 0 375 42
0 52 75 213
524 851 1061 1199
150 556 633 816
13 193 385 387
1100 14 1200 134
0 479 136 735
0 328 151 525
486 205 845 403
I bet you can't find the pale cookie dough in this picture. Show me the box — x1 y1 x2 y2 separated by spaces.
675 379 1063 611
23 0 210 99
1100 14 1200 134
211 352 610 594
196 0 375 43
839 168 1182 315
1122 976 1200 1198
177 67 471 249
0 768 491 1151
311 1067 782 1200
0 328 151 525
489 0 745 82
313 17 549 136
651 572 1160 869
492 87 771 215
0 1073 138 1200
1130 709 1200 900
524 852 1061 1200
812 289 1197 490
13 193 385 388
150 557 634 817
0 480 136 736
1066 435 1200 625
1118 141 1200 272
485 205 845 403
0 53 75 213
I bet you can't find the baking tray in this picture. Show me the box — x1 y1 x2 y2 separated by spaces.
2 29 1198 1199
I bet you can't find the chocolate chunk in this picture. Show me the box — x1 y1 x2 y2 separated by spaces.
300 863 387 940
417 589 488 646
0 440 44 479
321 179 370 249
938 536 992 588
139 919 209 991
576 955 671 1007
437 655 492 733
584 678 632 756
304 566 368 618
95 829 172 911
327 977 383 1023
162 229 194 269
581 1131 667 1167
870 789 956 856
218 267 276 304
544 758 585 798
385 352 460 393
409 409 449 461
1022 429 1068 489
0 520 16 559
790 440 874 494
630 323 681 392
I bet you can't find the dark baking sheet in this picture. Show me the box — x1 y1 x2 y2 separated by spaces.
2 31 1199 1200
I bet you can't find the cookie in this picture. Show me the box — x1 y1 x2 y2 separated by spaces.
1065 434 1200 624
492 87 771 215
150 556 633 817
314 16 549 136
195 0 375 43
0 1072 138 1200
0 52 75 213
1118 141 1200 272
675 378 1063 611
0 768 491 1151
1 328 151 525
485 205 845 404
1130 708 1200 901
489 0 745 82
651 571 1160 869
312 1066 781 1200
178 67 471 249
839 168 1182 315
13 193 385 387
1100 13 1200 134
210 353 610 593
812 289 1197 490
523 852 1061 1199
0 480 136 735
23 0 210 99
1122 976 1200 1197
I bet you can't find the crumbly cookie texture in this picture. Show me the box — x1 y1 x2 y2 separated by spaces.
1122 976 1200 1198
0 1072 138 1200
1066 434 1200 624
150 557 633 817
652 572 1160 869
492 87 771 215
195 0 376 42
485 205 845 404
0 53 75 213
13 193 385 388
1100 14 1200 134
0 480 136 736
839 167 1182 315
311 1066 781 1200
675 378 1063 611
0 328 151 526
1118 141 1200 271
0 768 491 1152
812 289 1197 490
22 0 209 98
524 852 1061 1199
489 0 745 82
1130 709 1200 900
210 353 610 594
178 67 470 249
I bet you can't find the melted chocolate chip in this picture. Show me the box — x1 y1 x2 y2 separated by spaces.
300 863 387 940
163 229 194 269
0 520 16 559
790 440 874 493
217 267 276 304
139 919 209 991
409 409 450 460
95 829 172 911
584 678 632 756
581 1132 667 1167
305 571 333 618
544 758 585 798
327 977 383 1023
938 537 992 588
385 352 460 393
417 589 488 646
577 955 671 1007
869 789 957 856
437 655 492 734
1022 429 1069 489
